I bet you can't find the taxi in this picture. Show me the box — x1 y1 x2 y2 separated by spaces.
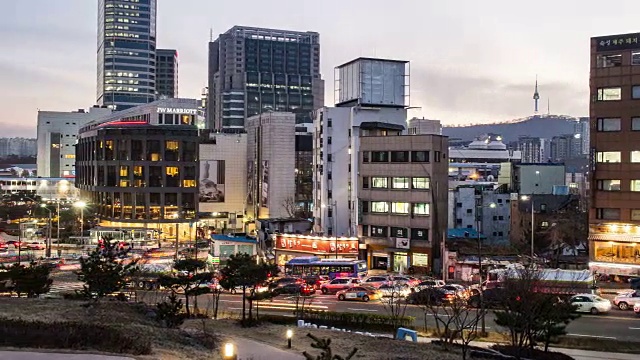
336 286 381 302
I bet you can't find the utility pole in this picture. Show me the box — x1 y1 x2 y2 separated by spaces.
476 191 486 336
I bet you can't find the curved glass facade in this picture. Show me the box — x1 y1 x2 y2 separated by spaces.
97 0 157 111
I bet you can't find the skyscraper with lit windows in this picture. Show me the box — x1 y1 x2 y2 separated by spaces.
97 0 157 111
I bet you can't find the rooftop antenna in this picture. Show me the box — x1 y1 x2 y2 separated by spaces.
547 98 550 115
209 28 213 42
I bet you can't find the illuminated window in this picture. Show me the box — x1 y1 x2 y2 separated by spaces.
597 87 622 101
413 203 430 216
392 177 409 189
64 154 75 159
391 202 410 214
370 201 389 213
412 177 430 190
371 177 387 188
596 151 621 163
596 179 620 191
133 166 143 177
632 151 640 163
632 180 640 192
119 180 129 187
182 179 196 187
166 166 179 176
181 115 192 125
166 141 179 151
119 166 129 177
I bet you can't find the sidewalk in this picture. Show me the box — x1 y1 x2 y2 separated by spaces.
0 352 133 360
417 336 639 360
231 337 304 360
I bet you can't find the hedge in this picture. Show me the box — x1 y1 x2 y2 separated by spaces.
301 310 415 332
0 317 152 355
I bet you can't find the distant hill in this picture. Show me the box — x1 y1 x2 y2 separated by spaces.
442 115 587 142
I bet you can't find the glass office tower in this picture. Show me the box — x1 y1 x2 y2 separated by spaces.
97 0 157 111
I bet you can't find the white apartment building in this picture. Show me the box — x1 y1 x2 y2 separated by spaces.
199 132 248 232
313 57 410 237
37 106 112 178
246 112 296 220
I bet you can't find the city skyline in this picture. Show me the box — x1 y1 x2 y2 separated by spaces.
3 0 640 136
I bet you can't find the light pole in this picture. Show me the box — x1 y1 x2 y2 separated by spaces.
521 195 535 259
40 204 53 258
476 200 496 336
74 201 87 243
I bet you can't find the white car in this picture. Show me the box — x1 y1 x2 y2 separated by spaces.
613 290 640 310
569 293 612 314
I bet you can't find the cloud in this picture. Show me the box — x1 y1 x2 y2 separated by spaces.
409 66 588 124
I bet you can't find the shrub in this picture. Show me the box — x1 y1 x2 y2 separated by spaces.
156 292 186 328
0 317 152 355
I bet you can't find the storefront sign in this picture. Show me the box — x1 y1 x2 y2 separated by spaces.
395 237 410 249
413 253 429 267
276 235 358 254
157 107 198 115
596 34 640 51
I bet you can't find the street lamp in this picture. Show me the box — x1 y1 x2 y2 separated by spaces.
74 201 87 242
476 201 496 337
222 342 237 360
286 329 293 348
40 204 53 258
521 195 535 259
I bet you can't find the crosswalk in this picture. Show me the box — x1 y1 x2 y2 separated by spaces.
49 281 84 294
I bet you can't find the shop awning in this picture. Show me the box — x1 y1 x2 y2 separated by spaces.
588 234 637 242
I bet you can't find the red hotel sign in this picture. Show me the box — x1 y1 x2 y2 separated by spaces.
275 235 359 255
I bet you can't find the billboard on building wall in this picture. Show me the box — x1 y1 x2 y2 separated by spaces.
199 160 225 202
261 160 269 207
247 161 254 205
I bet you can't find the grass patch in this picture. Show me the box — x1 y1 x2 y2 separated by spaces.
0 298 217 359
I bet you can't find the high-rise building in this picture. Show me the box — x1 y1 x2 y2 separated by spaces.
550 134 582 162
97 0 157 111
517 136 548 163
37 106 112 178
0 138 37 159
156 49 178 98
574 117 590 155
207 26 324 130
589 32 640 277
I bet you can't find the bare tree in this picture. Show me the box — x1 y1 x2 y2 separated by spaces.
380 284 409 336
282 196 299 218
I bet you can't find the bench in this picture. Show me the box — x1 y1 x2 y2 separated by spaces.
395 327 418 342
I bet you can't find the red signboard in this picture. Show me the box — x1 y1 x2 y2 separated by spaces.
275 235 359 255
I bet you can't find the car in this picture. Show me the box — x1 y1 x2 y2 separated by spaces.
272 283 316 296
268 277 305 290
467 287 505 308
415 279 446 291
320 277 360 294
360 276 391 288
634 302 640 316
336 286 382 302
613 290 640 310
5 240 24 248
378 284 412 298
407 287 455 306
228 284 269 294
0 242 7 250
303 275 330 289
442 284 469 299
569 294 612 314
26 242 45 250
391 276 421 287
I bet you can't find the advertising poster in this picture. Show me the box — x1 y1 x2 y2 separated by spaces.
261 160 269 207
247 161 254 205
199 160 225 202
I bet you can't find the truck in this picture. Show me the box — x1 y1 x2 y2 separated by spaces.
487 264 596 296
124 263 173 290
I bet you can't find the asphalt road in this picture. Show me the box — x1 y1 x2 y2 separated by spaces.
196 292 640 342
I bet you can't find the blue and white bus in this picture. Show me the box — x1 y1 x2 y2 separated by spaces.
284 256 368 279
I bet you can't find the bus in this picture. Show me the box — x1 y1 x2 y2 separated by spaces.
284 256 368 279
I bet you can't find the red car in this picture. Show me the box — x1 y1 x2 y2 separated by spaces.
0 242 7 250
6 240 24 248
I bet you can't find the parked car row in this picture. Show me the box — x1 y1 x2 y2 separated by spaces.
0 240 46 251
